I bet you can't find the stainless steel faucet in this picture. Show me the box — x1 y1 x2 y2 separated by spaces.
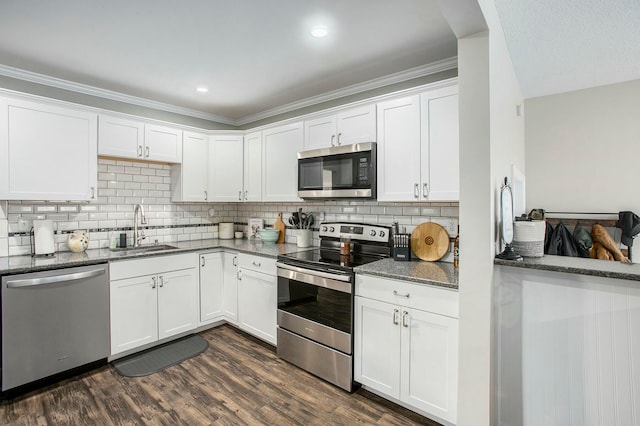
133 204 147 247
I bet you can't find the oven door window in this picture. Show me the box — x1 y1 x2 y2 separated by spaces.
298 152 371 191
277 276 352 334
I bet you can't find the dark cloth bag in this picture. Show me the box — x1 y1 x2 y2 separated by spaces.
619 211 640 261
545 223 580 257
573 225 593 258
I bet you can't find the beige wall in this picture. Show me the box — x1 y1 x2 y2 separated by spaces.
525 79 640 214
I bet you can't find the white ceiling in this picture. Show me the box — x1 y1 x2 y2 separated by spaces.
0 0 457 125
495 0 640 99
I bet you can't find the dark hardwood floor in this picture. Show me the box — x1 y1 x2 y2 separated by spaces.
1 325 441 425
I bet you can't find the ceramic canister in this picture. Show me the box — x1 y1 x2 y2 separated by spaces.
219 222 234 239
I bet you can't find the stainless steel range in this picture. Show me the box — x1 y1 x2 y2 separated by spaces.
276 222 392 392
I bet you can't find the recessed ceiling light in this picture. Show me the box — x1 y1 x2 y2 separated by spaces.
310 25 329 38
196 86 208 93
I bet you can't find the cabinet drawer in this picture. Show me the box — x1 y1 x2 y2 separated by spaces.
238 253 276 275
355 274 458 318
110 253 198 281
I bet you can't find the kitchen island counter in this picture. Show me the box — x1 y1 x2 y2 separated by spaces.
494 254 640 282
355 258 458 290
0 239 311 276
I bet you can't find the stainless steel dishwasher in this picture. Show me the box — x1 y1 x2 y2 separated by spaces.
1 263 109 393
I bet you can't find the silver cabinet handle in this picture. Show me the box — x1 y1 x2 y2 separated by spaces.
6 268 105 288
402 311 409 327
244 190 248 201
393 309 399 325
237 270 242 280
233 256 237 267
91 187 96 199
201 256 205 267
337 132 342 145
159 275 164 288
204 190 208 201
393 290 410 298
423 183 428 198
238 191 242 201
138 145 143 157
152 276 157 289
330 134 335 147
145 146 150 158
414 183 419 199
252 261 261 267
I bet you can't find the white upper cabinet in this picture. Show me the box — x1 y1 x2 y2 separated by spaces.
99 114 182 163
420 86 459 201
377 82 459 202
171 131 209 202
376 95 422 201
243 131 262 202
303 104 376 150
209 134 244 202
0 97 98 201
262 122 303 202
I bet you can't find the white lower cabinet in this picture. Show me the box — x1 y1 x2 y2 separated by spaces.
354 274 459 424
237 253 277 345
199 252 224 324
109 253 199 356
222 252 239 324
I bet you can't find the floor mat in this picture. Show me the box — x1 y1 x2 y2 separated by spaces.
112 335 208 377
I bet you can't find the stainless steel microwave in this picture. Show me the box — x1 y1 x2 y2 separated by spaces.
297 142 376 199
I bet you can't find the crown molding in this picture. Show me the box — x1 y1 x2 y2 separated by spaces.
0 64 236 125
234 57 458 125
0 56 457 128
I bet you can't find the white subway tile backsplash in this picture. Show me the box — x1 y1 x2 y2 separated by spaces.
0 238 8 257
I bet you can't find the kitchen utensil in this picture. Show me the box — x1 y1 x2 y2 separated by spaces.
31 219 55 256
410 222 450 261
219 222 234 239
393 233 411 261
290 213 300 228
305 214 314 229
258 228 280 243
274 212 286 243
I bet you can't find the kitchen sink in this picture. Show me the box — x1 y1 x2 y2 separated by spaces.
109 244 179 255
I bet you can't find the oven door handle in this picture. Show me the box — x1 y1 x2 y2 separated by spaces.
276 262 352 294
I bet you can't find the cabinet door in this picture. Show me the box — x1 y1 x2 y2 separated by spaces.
157 268 198 339
176 131 209 202
243 131 262 201
421 86 459 201
354 296 401 398
144 124 183 163
336 104 376 146
199 253 223 324
110 274 158 355
237 268 277 345
401 308 458 423
0 98 98 201
222 253 239 324
262 122 303 202
209 134 244 202
303 115 336 150
98 114 144 159
376 96 421 201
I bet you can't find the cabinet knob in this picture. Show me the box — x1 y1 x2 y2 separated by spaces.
201 256 205 267
423 183 428 198
414 183 419 199
237 270 242 281
204 190 208 201
252 261 261 267
145 146 150 158
151 276 157 289
337 132 342 145
393 308 399 325
90 187 96 199
331 135 335 147
138 145 143 157
233 256 237 267
402 311 409 327
244 190 248 201
159 275 164 287
238 191 242 201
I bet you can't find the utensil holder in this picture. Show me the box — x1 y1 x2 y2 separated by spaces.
393 233 411 261
297 229 312 248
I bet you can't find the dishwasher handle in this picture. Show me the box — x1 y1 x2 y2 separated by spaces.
6 268 106 288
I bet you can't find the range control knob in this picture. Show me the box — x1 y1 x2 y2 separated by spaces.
369 230 377 237
329 226 335 232
379 231 385 238
321 226 327 232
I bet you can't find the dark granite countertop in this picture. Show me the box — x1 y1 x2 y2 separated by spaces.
355 258 458 290
0 239 310 276
494 255 640 282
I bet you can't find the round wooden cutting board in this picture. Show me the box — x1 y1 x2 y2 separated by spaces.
411 222 450 261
